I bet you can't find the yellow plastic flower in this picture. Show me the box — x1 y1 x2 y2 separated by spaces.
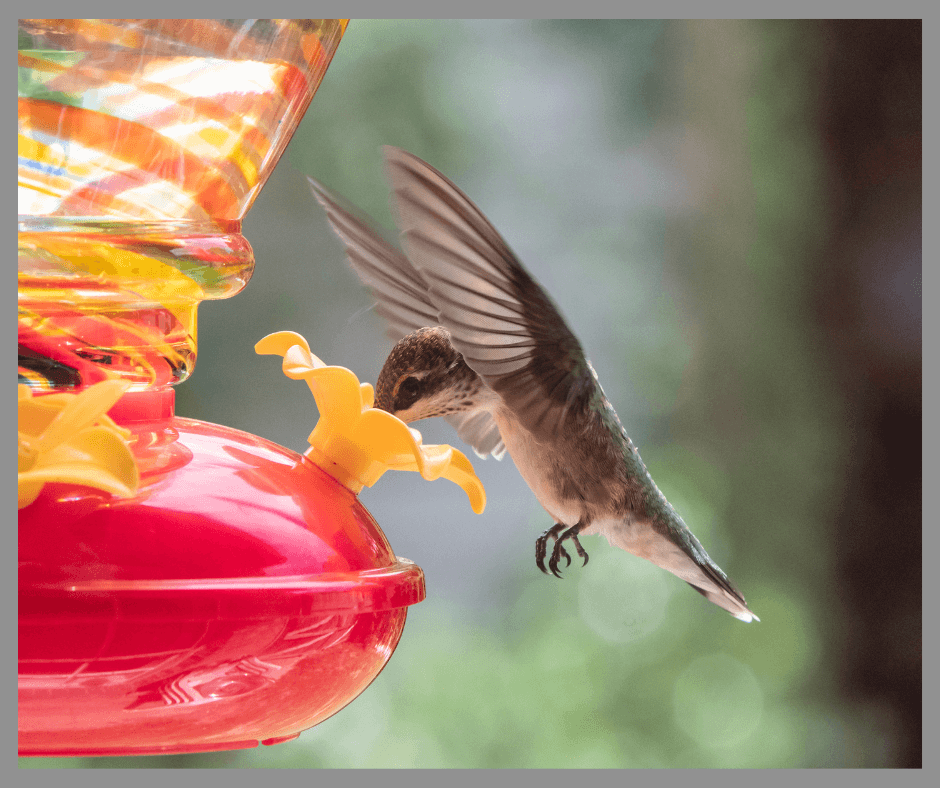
255 331 486 514
18 381 140 509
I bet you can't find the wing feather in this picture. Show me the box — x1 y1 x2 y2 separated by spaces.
383 146 593 443
308 177 438 338
308 174 506 459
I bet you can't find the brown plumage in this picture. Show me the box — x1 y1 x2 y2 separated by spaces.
309 147 758 622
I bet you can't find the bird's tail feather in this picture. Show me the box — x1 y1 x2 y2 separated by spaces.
687 582 759 623
602 521 759 622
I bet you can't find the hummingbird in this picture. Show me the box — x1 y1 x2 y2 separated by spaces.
308 147 758 623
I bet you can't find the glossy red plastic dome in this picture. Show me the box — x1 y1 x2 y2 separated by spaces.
18 390 425 756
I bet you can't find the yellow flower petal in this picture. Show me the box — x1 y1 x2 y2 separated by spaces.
301 365 365 430
281 343 326 376
17 382 139 509
42 426 140 492
255 331 487 513
378 440 486 514
35 380 130 453
437 450 486 514
254 330 311 359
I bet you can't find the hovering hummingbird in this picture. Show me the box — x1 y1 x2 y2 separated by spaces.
309 147 758 622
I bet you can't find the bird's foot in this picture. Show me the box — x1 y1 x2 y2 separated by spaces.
550 526 589 578
536 524 568 575
537 523 589 578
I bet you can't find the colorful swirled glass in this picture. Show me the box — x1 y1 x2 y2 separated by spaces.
18 19 348 391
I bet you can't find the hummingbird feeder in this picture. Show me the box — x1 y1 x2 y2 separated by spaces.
17 19 485 757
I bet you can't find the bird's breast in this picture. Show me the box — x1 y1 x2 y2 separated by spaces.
491 406 613 527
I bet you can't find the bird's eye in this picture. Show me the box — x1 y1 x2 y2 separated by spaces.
395 376 422 411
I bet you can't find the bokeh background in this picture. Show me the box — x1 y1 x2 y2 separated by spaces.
24 19 921 769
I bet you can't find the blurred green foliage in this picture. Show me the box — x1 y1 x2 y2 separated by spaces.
21 19 908 769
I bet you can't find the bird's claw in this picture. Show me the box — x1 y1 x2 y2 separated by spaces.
536 523 565 575
536 523 588 578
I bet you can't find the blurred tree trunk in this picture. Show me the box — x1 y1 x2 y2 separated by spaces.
815 19 922 769
663 19 920 766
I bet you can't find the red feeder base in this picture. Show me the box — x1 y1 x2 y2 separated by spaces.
18 390 425 756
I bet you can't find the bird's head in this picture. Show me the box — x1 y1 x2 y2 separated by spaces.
375 327 490 423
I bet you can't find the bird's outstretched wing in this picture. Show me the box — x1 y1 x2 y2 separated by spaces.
308 178 437 340
383 146 593 444
309 175 506 459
